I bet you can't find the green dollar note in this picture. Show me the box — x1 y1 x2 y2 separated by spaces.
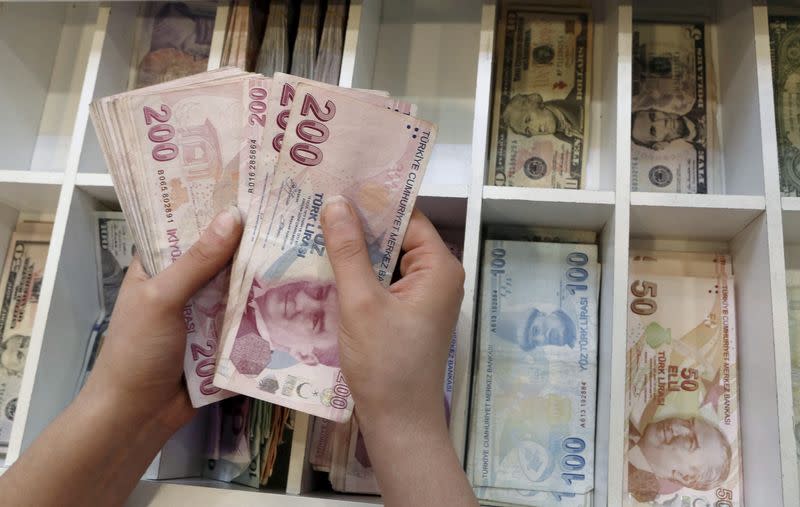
626 251 742 505
489 8 591 189
471 240 599 496
631 22 712 194
769 16 800 196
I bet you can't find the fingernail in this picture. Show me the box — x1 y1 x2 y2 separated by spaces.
322 195 353 227
210 206 241 237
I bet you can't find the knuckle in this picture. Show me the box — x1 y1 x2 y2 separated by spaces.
329 236 364 264
140 282 170 307
187 240 216 267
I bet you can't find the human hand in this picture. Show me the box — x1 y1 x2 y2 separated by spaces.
320 196 464 437
86 207 242 432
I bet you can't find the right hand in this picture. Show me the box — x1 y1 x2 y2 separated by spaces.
320 196 465 435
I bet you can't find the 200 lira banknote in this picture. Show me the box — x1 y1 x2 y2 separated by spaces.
489 8 591 189
213 85 436 421
471 240 599 496
626 251 742 506
631 22 716 194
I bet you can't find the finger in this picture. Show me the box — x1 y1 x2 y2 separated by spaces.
121 255 150 287
153 207 243 304
399 209 454 278
321 195 383 299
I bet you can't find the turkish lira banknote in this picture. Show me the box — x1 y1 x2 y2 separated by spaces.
0 230 50 445
489 8 591 189
214 84 435 421
471 240 599 497
128 1 217 89
626 251 742 506
631 22 716 194
769 16 800 196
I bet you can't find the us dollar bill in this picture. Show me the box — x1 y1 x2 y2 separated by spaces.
0 231 49 445
631 22 714 194
94 212 135 313
471 240 599 496
769 16 800 196
489 8 591 189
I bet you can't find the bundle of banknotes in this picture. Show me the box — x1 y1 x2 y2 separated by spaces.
631 21 717 194
89 68 436 421
489 6 592 189
625 251 742 505
0 219 52 451
469 236 600 507
203 396 294 488
254 0 347 84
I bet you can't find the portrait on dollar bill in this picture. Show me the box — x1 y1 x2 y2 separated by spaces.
631 22 713 193
489 8 591 188
0 334 28 378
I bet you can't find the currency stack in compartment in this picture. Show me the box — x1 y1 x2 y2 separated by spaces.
251 0 348 84
467 226 601 507
0 218 52 456
630 0 768 197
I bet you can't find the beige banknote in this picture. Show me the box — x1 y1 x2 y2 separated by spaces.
214 84 436 421
626 251 741 505
489 7 592 188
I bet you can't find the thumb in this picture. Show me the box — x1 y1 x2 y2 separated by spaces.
154 206 243 305
321 196 383 300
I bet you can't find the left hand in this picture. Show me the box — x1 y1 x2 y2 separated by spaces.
86 207 243 432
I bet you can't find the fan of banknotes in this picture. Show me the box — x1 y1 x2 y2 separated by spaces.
89 68 436 424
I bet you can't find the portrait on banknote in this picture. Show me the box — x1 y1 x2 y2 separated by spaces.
489 8 591 188
495 304 577 352
625 252 741 505
228 277 340 377
631 22 714 193
128 2 217 90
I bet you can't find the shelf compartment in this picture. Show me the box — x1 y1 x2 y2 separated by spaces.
631 0 767 196
628 212 784 506
0 3 99 173
346 0 483 189
630 192 765 241
483 186 615 231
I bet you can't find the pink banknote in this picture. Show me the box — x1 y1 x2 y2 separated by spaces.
214 84 436 421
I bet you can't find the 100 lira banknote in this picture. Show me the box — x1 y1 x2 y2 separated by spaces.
631 22 715 194
626 251 742 506
213 85 436 421
489 8 591 189
471 240 599 496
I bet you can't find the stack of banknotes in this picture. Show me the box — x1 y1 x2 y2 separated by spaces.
0 219 52 452
254 0 346 84
89 68 436 422
770 16 800 197
203 396 293 488
625 251 742 505
469 236 600 506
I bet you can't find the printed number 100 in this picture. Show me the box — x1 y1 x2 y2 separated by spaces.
561 437 587 486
